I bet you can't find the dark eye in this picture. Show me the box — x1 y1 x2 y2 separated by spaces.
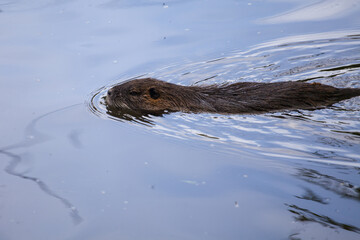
129 90 140 96
149 88 160 99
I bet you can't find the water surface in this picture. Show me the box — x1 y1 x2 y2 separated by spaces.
1 1 360 240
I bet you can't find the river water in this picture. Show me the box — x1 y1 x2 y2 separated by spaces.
1 1 360 240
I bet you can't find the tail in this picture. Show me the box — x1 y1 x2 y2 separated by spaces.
337 87 360 101
292 84 360 109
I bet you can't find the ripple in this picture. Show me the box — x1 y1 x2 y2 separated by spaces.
88 29 360 167
87 83 156 126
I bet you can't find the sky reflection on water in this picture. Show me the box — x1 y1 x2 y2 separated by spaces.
1 0 360 240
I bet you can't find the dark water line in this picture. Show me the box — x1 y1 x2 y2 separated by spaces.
332 130 360 137
206 57 227 63
193 75 218 85
0 103 84 225
296 168 360 200
286 203 360 233
320 63 360 72
0 149 83 225
1 104 82 151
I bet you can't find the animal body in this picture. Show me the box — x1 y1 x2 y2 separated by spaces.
105 78 360 115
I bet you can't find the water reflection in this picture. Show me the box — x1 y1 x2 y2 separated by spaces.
286 204 360 233
0 0 70 12
68 130 83 149
89 30 360 168
0 105 83 225
286 166 360 238
296 168 360 200
106 107 157 126
3 0 360 239
286 167 360 236
87 29 360 239
261 0 360 24
296 188 329 204
100 0 188 9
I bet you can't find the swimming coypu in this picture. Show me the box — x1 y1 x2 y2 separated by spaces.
105 78 360 115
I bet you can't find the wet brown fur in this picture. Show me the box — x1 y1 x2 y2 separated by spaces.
106 78 360 115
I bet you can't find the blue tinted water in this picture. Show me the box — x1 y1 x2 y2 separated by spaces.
1 1 360 240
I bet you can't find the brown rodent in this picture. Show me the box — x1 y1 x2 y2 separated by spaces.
105 78 360 115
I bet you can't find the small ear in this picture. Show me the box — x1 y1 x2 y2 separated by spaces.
129 88 141 96
149 88 160 99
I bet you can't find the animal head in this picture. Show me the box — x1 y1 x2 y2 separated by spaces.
106 78 191 114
